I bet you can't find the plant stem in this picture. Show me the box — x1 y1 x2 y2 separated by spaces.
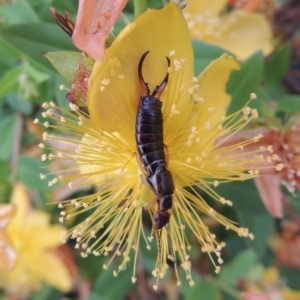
133 0 147 19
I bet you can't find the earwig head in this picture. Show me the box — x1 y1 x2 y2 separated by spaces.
154 211 170 230
138 51 170 98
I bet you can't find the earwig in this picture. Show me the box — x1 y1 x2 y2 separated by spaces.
135 51 175 231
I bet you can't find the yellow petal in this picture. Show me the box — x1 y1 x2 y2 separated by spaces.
281 289 300 300
88 3 193 147
25 250 72 292
9 183 30 229
211 10 273 60
26 210 50 226
25 224 64 249
263 266 279 283
192 54 239 152
185 0 227 16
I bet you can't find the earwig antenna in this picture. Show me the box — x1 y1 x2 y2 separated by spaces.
165 225 180 285
121 154 134 173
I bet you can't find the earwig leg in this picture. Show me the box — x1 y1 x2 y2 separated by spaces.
164 143 169 164
134 152 148 177
144 198 156 210
121 151 135 172
152 56 170 98
139 174 153 190
138 51 150 96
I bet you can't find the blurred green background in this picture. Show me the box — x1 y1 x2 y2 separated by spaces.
1 0 300 299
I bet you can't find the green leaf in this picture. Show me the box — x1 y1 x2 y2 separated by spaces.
261 45 291 99
0 38 20 68
6 93 33 115
227 51 264 115
280 267 300 290
219 249 257 286
43 51 93 82
254 86 275 118
193 40 235 75
264 45 291 85
277 95 300 115
184 278 220 300
0 23 76 70
17 155 51 190
88 293 107 300
0 160 12 203
25 62 49 84
236 210 274 258
0 66 22 99
0 113 17 160
53 74 72 110
0 62 49 102
93 259 134 300
31 285 53 300
217 180 267 213
31 0 78 23
1 0 39 24
216 180 274 257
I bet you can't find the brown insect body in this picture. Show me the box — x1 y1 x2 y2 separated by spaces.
136 51 174 230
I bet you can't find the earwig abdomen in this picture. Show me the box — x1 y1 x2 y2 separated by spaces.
136 51 175 230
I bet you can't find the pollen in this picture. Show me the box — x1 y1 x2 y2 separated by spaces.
101 78 110 85
171 104 180 115
253 134 263 142
69 103 79 112
276 164 284 171
251 109 258 119
169 50 176 56
208 208 215 215
189 281 195 287
250 92 257 100
167 67 173 74
40 173 46 180
205 122 212 130
219 197 226 204
242 106 251 116
267 146 273 153
213 180 219 187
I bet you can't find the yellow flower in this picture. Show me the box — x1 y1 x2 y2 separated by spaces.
184 0 273 60
0 183 72 296
39 4 278 288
